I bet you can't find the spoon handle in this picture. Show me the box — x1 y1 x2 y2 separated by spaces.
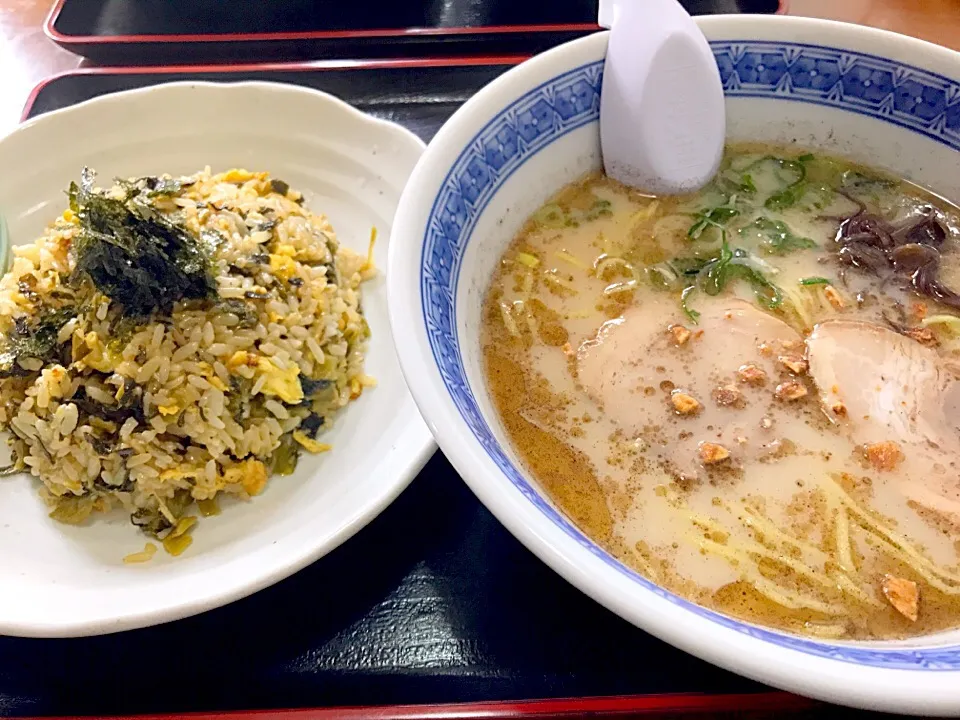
598 0 615 28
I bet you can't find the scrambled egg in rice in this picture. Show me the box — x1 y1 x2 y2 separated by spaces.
0 168 374 559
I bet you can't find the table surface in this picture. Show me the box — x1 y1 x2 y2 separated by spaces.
0 0 958 717
1 0 959 134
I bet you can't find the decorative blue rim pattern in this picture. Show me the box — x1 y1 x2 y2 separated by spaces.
420 42 960 670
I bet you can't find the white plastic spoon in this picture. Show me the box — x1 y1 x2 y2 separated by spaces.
599 0 725 195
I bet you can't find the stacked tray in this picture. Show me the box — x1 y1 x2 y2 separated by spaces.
45 0 783 63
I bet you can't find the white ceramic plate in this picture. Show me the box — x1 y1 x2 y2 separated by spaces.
0 82 434 637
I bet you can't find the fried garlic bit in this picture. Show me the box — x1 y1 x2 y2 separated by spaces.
712 384 744 408
864 440 904 471
668 324 692 346
905 327 939 347
698 442 730 465
775 380 808 401
737 363 767 386
777 355 808 375
882 574 919 622
670 391 701 415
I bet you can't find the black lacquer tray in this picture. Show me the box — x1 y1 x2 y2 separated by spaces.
44 0 784 64
7 60 903 720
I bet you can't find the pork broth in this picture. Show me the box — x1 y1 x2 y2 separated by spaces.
481 144 960 640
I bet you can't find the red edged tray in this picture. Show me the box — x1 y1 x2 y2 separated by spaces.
6 59 876 720
44 0 786 65
16 692 828 720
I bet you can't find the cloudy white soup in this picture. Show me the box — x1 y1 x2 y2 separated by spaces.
481 144 960 640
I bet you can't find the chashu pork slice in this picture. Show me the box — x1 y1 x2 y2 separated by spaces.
806 319 960 521
576 297 806 479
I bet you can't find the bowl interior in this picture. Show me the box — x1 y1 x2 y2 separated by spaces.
413 25 960 682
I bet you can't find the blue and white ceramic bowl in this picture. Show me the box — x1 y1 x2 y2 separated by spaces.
388 15 960 714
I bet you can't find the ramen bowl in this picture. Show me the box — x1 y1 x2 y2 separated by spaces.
388 15 960 714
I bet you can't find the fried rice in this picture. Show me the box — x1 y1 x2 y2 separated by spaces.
0 167 374 557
